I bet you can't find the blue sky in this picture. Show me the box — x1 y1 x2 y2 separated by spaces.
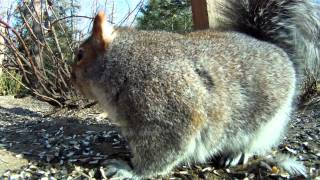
78 0 145 33
0 0 145 32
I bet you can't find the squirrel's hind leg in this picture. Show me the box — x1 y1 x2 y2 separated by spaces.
247 89 294 156
112 124 197 179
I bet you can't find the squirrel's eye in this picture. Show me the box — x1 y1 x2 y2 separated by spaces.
77 49 84 61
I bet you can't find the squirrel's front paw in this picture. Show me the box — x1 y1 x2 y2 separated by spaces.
104 159 135 180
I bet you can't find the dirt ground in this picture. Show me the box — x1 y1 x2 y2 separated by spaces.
0 95 319 179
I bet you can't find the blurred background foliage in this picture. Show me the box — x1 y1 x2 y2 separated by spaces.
136 0 193 33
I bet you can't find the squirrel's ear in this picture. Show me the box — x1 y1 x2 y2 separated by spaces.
92 11 115 49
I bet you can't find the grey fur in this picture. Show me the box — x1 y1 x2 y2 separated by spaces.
72 0 320 179
218 0 320 95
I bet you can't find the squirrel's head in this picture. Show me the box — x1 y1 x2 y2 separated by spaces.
71 11 116 99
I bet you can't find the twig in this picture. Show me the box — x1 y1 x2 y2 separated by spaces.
0 31 31 83
17 6 45 47
0 18 40 82
1 66 31 91
117 0 145 26
50 15 94 28
130 1 145 27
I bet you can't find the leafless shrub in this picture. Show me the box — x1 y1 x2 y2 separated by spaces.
0 0 144 107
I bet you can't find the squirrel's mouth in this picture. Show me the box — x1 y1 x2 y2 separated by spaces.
74 80 96 100
70 72 97 101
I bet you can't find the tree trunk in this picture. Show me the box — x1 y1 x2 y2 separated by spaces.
191 0 225 30
191 0 209 30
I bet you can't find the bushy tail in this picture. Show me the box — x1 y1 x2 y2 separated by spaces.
218 0 320 96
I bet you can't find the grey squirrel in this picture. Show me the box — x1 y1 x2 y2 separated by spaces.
71 0 320 179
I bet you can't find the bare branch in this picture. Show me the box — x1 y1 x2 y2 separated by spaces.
50 15 93 28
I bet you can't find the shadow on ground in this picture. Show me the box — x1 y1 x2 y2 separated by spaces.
0 106 130 171
0 99 319 179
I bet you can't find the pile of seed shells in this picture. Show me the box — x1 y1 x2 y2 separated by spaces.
279 107 320 179
0 96 319 179
1 129 130 179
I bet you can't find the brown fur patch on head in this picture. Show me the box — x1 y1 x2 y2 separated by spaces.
71 38 101 98
92 11 116 50
71 11 117 97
